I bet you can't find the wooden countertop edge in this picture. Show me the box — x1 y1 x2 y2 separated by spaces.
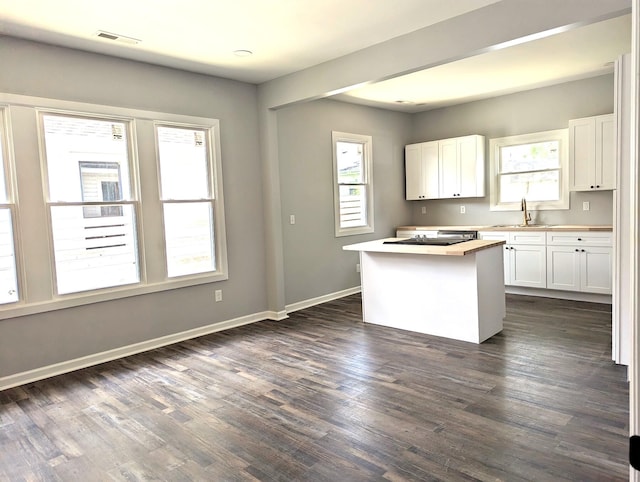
397 225 613 232
343 238 506 256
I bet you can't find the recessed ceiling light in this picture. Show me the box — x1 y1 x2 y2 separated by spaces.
233 50 253 57
395 100 413 104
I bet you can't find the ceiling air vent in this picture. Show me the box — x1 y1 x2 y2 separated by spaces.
95 31 140 45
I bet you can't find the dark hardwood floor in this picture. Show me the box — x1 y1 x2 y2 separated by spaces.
0 294 629 481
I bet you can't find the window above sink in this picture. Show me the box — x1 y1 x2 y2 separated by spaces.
489 129 569 211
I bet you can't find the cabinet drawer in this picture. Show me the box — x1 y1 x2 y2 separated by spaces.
479 231 508 242
509 231 546 245
546 231 612 246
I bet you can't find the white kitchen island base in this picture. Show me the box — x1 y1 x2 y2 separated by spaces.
346 239 505 344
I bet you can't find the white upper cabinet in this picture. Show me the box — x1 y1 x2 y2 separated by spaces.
405 141 439 200
569 114 615 191
405 134 484 200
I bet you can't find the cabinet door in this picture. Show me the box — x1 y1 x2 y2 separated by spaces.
581 246 612 294
510 245 546 288
458 135 484 197
569 114 615 191
546 246 581 291
405 144 423 200
569 117 596 191
405 142 439 200
421 142 440 199
439 138 459 198
595 114 615 190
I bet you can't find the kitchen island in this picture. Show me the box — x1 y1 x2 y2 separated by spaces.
343 238 506 343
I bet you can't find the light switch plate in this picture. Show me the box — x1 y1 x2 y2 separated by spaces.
583 201 590 211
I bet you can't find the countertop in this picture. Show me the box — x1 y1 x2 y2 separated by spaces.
343 238 505 256
396 225 613 232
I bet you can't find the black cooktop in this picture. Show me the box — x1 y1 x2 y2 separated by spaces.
383 238 468 246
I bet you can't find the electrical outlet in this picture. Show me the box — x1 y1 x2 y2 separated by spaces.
421 206 427 214
215 289 222 302
460 205 466 214
356 263 360 273
289 214 296 225
583 201 590 211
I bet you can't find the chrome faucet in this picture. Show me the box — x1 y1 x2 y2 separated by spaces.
521 198 532 226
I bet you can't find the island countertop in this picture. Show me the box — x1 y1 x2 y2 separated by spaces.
343 238 505 256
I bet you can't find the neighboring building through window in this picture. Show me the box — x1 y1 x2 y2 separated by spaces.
40 113 139 295
489 129 569 211
0 109 18 304
332 131 374 236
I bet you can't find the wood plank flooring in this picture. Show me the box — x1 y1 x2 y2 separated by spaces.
0 294 629 481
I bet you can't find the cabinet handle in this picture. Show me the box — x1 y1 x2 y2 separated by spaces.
577 238 582 241
575 249 580 252
590 185 595 189
596 185 600 188
581 249 586 252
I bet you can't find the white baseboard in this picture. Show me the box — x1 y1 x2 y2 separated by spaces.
0 311 271 391
285 286 361 314
506 286 612 304
1 287 362 391
266 310 289 321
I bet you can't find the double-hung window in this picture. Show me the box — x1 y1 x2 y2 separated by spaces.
0 108 19 304
156 124 220 278
490 129 569 211
40 112 139 295
0 93 228 318
332 131 374 236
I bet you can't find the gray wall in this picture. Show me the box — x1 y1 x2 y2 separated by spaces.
0 37 267 376
409 74 615 226
277 99 413 305
0 34 621 380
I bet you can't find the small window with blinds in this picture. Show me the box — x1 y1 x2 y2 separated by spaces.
332 132 374 237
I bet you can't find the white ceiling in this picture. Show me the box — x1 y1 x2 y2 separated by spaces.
336 14 631 112
0 0 631 112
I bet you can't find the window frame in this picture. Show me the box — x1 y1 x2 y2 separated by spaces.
489 128 569 211
331 131 374 237
0 92 228 320
38 110 142 296
0 106 21 305
154 121 224 279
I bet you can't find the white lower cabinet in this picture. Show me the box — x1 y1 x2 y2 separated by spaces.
546 232 612 294
479 231 546 288
509 244 547 288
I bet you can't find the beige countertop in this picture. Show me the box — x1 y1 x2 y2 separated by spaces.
397 225 613 232
343 238 505 256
